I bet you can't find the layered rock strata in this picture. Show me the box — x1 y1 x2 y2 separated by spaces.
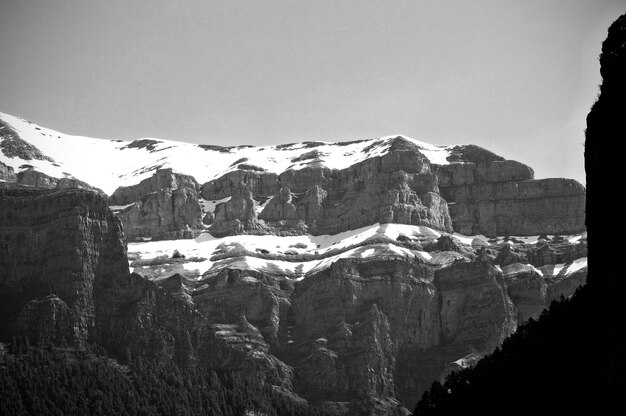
111 169 204 241
206 137 453 236
432 146 585 236
0 188 128 345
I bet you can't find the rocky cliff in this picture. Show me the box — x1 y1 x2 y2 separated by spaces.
127 224 587 412
432 145 585 236
110 169 204 241
1 112 585 239
0 188 127 345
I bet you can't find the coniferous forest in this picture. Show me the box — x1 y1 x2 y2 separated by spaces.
0 342 330 416
413 284 606 415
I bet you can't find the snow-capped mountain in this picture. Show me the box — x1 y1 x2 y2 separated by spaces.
0 109 588 414
0 111 453 196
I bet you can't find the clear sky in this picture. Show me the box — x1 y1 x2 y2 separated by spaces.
1 1 623 185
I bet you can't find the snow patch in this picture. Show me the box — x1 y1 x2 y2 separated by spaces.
200 196 231 216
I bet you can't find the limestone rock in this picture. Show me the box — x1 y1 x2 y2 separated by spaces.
434 155 585 236
434 259 517 350
209 187 266 236
0 161 16 182
116 187 203 241
201 169 280 200
502 263 547 322
210 137 453 236
110 168 199 206
0 187 128 345
111 169 204 241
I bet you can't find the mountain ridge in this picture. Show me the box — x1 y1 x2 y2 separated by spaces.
0 111 586 240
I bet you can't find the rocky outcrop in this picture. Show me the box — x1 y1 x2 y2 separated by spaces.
111 169 205 241
0 161 16 182
206 137 453 236
0 119 54 162
435 259 517 351
116 187 203 240
201 169 280 201
202 138 584 238
110 168 199 205
177 234 587 412
209 187 268 237
15 295 74 345
502 263 547 322
433 157 585 236
0 165 103 193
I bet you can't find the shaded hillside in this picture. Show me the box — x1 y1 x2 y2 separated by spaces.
413 284 604 414
585 12 626 411
413 11 626 414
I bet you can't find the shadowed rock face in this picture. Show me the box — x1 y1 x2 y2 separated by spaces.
0 188 128 345
0 187 294 387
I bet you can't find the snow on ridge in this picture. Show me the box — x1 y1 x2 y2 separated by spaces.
1 112 459 195
129 223 443 280
545 257 588 279
123 222 587 285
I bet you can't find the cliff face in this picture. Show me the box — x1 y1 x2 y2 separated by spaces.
197 138 585 238
0 184 587 415
111 169 205 241
2 110 585 239
0 187 297 392
206 137 453 236
153 233 585 411
0 188 128 345
433 151 586 236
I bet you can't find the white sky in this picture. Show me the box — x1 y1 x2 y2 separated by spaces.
1 0 624 185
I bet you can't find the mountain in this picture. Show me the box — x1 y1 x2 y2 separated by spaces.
0 111 587 414
0 111 585 240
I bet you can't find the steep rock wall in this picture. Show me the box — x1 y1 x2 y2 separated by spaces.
433 160 585 236
207 137 453 236
111 169 204 241
0 188 128 345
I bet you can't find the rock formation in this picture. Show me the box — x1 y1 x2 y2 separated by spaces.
111 169 205 241
205 137 454 236
433 146 586 237
0 188 128 345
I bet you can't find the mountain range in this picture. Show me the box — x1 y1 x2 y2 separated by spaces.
0 110 587 414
